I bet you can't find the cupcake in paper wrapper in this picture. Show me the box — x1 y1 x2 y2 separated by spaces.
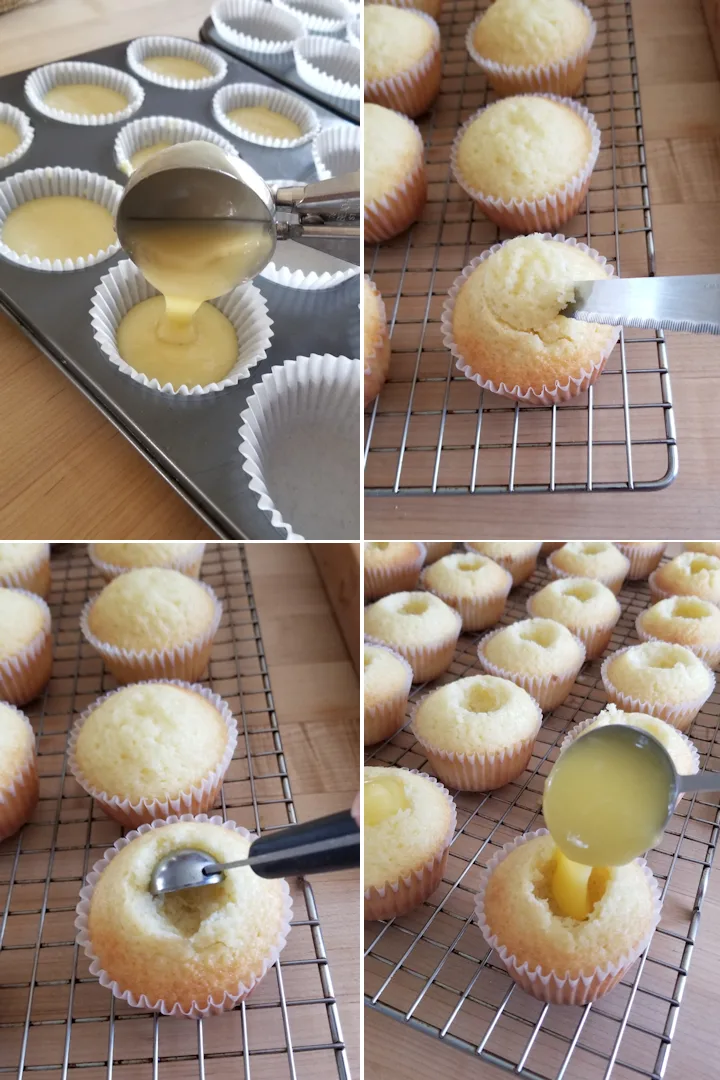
365 542 426 599
114 116 238 177
370 609 462 684
272 0 351 35
238 354 360 540
0 589 52 707
25 61 144 125
525 593 621 661
0 103 34 170
313 123 359 181
126 36 227 90
635 606 720 670
68 681 238 828
74 814 293 1018
0 543 50 598
420 564 513 633
89 259 273 396
615 542 667 581
294 38 360 100
546 547 630 596
87 543 206 582
600 645 714 732
364 111 427 244
211 0 304 54
212 82 319 149
364 10 440 117
0 704 39 842
364 638 414 745
477 623 586 712
474 829 662 1006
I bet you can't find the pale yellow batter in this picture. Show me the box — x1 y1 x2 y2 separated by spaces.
141 56 212 81
0 121 20 158
227 106 302 140
129 140 174 172
2 196 116 262
43 83 128 117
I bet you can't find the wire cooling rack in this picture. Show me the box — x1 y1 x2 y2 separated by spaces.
364 558 720 1079
364 0 678 496
0 544 349 1080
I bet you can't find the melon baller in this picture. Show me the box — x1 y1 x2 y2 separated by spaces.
149 810 360 897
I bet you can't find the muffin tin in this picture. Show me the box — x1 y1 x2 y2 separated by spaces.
0 39 359 539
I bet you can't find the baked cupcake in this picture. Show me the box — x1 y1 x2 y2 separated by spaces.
547 541 630 595
88 542 206 581
364 542 426 600
371 0 442 17
464 541 542 587
636 596 720 668
0 588 52 706
527 577 621 659
475 830 660 1005
420 551 513 631
477 617 585 710
75 815 292 1016
466 0 595 98
442 234 619 406
423 542 454 564
364 591 462 682
451 95 599 233
364 103 427 244
541 542 564 555
69 681 237 827
364 6 441 118
601 641 715 732
649 552 720 606
685 542 720 557
0 542 50 598
364 276 391 405
364 765 456 920
364 641 413 744
412 674 541 790
0 703 39 841
81 568 222 685
614 542 666 581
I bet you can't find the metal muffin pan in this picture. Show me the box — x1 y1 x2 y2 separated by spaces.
0 38 360 539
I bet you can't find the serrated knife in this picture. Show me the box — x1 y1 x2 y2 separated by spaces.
562 274 720 334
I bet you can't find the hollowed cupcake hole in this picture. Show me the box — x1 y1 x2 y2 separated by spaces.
672 598 712 620
457 557 482 572
363 652 374 670
563 583 597 603
462 683 506 714
158 877 232 936
645 645 690 670
399 597 429 616
369 542 389 551
689 556 715 575
535 854 610 919
519 624 558 648
579 542 608 556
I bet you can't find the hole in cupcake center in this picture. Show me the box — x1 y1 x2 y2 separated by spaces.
535 857 610 919
673 598 711 620
369 542 389 551
689 556 715 575
364 653 374 670
462 683 506 713
564 583 597 602
646 646 690 670
519 624 558 648
399 597 429 616
159 880 230 937
457 558 481 572
364 775 411 826
580 542 607 556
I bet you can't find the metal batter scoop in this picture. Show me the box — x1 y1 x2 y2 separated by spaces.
150 810 360 897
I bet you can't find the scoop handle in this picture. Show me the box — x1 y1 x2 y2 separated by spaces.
676 770 720 794
243 811 360 878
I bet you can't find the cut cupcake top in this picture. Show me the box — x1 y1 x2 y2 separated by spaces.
364 103 423 206
0 703 35 783
421 552 513 599
685 542 720 557
363 765 454 889
91 542 205 571
604 642 714 706
528 577 620 629
0 588 48 661
653 552 720 603
638 596 720 649
0 542 47 575
471 0 592 68
551 541 630 582
73 683 231 801
481 617 584 677
365 590 461 649
571 704 697 777
364 643 413 711
413 674 541 754
364 6 437 81
466 541 542 560
364 541 425 571
481 832 657 977
455 96 593 202
87 568 217 653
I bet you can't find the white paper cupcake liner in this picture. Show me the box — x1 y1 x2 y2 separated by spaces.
212 0 304 55
0 103 34 171
466 0 596 99
272 0 351 35
420 564 513 632
114 115 238 177
0 167 122 272
526 594 620 661
0 543 50 597
645 568 714 605
635 611 720 669
312 123 359 181
546 548 630 595
0 704 38 842
260 240 360 290
293 38 360 100
441 234 621 406
364 771 456 920
477 624 586 712
559 714 700 779
75 813 293 1017
600 645 715 731
89 259 273 397
464 542 542 588
238 353 360 540
450 94 600 233
364 639 413 745
365 607 463 684
80 580 223 685
364 114 427 244
615 543 667 581
25 62 144 126
87 543 206 582
213 82 319 149
346 15 359 46
474 829 662 1005
68 680 238 827
365 543 427 600
0 589 52 707
364 10 440 117
126 36 227 90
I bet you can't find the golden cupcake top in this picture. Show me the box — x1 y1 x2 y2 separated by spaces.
0 542 47 574
0 588 47 661
92 542 205 571
466 540 541 560
412 673 541 754
471 0 592 68
685 542 720 557
364 590 461 648
571 703 697 778
423 542 454 563
551 540 630 580
421 551 512 598
482 617 584 677
364 643 413 710
363 277 386 353
604 641 714 705
364 6 437 82
638 595 720 649
654 551 720 601
528 576 620 628
364 541 425 571
364 103 423 206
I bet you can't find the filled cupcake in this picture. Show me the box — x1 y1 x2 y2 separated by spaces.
364 276 391 405
364 641 413 745
0 542 50 598
364 103 427 244
364 591 462 682
0 703 39 841
88 542 206 580
0 588 52 706
527 577 621 659
464 541 542 587
477 617 585 710
420 551 513 631
614 542 666 581
412 674 541 790
364 541 426 600
423 542 454 564
601 641 715 732
364 765 456 920
636 596 720 668
547 541 630 595
364 5 441 118
649 552 720 606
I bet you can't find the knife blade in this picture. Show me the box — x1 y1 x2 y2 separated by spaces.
562 274 720 334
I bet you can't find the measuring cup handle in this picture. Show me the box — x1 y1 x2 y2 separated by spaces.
676 770 720 794
248 811 360 878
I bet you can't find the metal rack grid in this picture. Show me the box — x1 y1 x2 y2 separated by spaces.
364 0 678 496
365 559 720 1079
0 544 349 1080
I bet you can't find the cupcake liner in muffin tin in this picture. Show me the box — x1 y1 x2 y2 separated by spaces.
365 542 427 600
213 81 320 148
635 609 720 669
126 36 228 90
476 623 587 712
364 10 441 117
0 543 50 597
87 542 206 581
272 0 352 35
546 547 630 595
238 353 360 540
615 542 667 581
293 38 360 100
114 115 239 176
474 829 662 1006
75 813 294 1018
600 645 715 732
0 589 52 707
68 680 238 828
312 122 359 179
364 639 414 746
0 103 34 170
89 259 274 397
25 61 144 125
260 238 360 290
0 704 39 842
559 713 701 778
211 0 304 55
441 234 622 406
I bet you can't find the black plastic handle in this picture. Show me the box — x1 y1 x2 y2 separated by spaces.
247 810 360 879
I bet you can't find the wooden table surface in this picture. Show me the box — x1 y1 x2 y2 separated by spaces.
366 0 720 540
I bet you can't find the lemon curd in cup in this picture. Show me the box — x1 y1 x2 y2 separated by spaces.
364 772 412 826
